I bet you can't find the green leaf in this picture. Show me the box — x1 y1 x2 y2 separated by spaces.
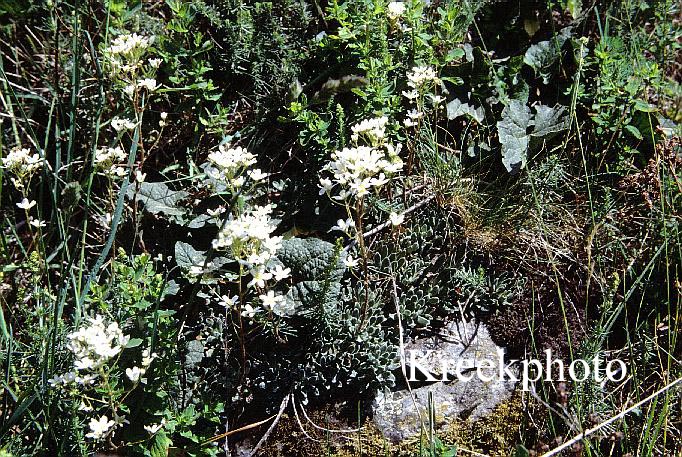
624 124 643 140
278 238 343 280
633 99 657 113
514 444 530 457
531 104 569 139
126 338 143 348
128 182 188 218
497 100 532 172
445 48 465 62
174 242 206 270
523 28 571 84
446 98 484 123
150 431 172 457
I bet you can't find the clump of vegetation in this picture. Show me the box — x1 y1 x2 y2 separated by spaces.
0 0 680 455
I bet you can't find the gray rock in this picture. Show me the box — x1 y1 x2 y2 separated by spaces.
372 321 517 443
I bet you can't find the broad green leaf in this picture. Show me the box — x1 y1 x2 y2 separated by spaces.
523 28 571 84
174 241 207 270
446 98 484 123
497 100 532 172
531 104 569 139
129 181 188 218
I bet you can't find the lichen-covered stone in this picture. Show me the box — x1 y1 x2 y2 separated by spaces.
372 320 518 443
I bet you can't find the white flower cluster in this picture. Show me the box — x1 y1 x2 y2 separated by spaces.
202 144 268 192
104 33 161 98
387 1 406 20
319 116 403 201
86 415 116 441
66 315 130 371
107 33 153 57
402 66 443 127
94 146 127 177
212 204 294 316
350 116 388 145
105 33 153 75
406 65 440 90
1 147 44 188
48 315 129 388
124 349 157 383
111 117 136 132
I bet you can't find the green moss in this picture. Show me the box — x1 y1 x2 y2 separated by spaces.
252 391 525 457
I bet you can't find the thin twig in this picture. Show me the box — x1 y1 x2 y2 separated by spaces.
344 194 436 252
246 393 290 457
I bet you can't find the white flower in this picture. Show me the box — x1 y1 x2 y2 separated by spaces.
123 84 136 97
125 366 144 382
404 109 423 128
141 349 158 368
202 145 257 192
247 267 273 289
219 295 239 308
318 177 334 195
148 58 162 68
16 198 36 210
259 290 283 309
111 117 136 132
78 402 93 412
106 33 153 56
389 212 404 226
270 264 291 282
144 419 166 435
158 112 168 127
135 170 146 183
212 205 282 270
350 116 388 144
241 304 257 318
343 255 359 269
319 142 403 202
402 89 419 100
85 415 116 441
387 2 406 20
271 299 295 317
94 146 127 176
2 147 44 182
407 66 440 89
29 218 46 228
206 206 225 217
66 315 129 372
428 94 446 106
331 217 355 234
137 78 157 91
247 168 269 181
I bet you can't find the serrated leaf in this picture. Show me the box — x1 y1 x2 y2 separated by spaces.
531 104 569 138
523 28 571 84
129 181 188 218
446 98 484 123
174 241 206 270
278 238 343 280
187 213 212 228
497 100 532 172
